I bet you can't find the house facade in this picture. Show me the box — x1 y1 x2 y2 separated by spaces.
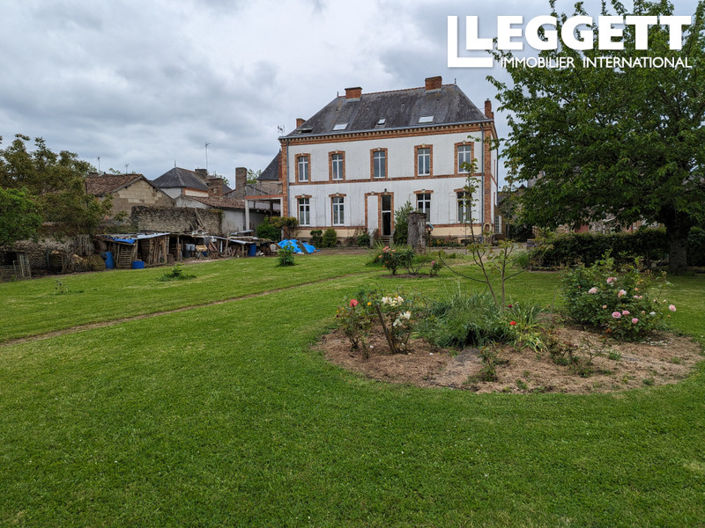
85 173 174 217
275 76 499 241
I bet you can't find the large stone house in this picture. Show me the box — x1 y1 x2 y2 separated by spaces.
259 76 499 241
85 173 174 218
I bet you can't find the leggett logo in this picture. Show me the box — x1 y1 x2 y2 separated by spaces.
448 15 693 69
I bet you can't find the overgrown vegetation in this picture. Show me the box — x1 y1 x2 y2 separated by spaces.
392 201 414 245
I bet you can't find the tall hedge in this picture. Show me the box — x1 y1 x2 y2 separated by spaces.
527 229 702 269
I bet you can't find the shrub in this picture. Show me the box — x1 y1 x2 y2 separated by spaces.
277 245 296 266
525 228 705 269
309 230 323 247
377 245 416 275
356 230 371 247
429 259 442 277
418 290 522 348
393 201 414 245
159 263 195 281
322 228 338 248
337 295 374 358
561 255 674 340
256 218 281 241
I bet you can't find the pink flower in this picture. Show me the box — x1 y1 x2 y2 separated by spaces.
669 304 676 312
602 305 607 309
607 277 617 284
588 287 598 294
622 310 630 316
618 289 627 297
612 311 622 319
633 295 643 300
631 318 639 324
349 299 358 307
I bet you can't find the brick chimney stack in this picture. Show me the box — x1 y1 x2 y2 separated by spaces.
206 177 224 197
484 99 494 119
234 167 247 199
345 87 362 99
425 76 442 91
194 168 208 181
296 118 305 128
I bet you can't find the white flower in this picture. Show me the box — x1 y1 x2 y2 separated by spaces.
649 311 656 316
401 311 411 320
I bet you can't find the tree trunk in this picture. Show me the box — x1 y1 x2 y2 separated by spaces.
665 214 691 274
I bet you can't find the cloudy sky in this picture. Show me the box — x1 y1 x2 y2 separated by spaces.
0 0 698 186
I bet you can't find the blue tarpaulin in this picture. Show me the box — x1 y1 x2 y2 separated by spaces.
277 239 318 254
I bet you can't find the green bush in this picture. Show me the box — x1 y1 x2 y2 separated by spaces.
393 201 413 245
310 230 323 247
159 264 195 281
561 255 675 340
377 245 416 275
356 231 371 247
528 228 705 269
417 290 523 348
277 245 296 266
256 218 281 241
322 228 338 248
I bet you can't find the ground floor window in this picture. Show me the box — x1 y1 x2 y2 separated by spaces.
332 196 344 225
298 198 310 226
416 193 431 218
457 191 471 223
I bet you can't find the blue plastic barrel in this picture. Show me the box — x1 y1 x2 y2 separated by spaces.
248 244 257 256
105 251 115 269
131 260 145 269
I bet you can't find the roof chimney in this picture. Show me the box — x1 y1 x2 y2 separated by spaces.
207 177 223 197
425 76 442 91
194 168 208 181
296 118 305 128
484 99 494 119
234 167 247 199
345 87 362 99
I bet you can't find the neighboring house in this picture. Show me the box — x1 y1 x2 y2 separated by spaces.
272 76 499 240
152 167 231 199
85 173 174 217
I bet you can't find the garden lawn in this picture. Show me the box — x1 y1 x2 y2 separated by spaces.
1 259 704 526
0 253 373 342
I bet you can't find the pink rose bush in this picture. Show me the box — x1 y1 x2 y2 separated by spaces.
562 255 674 340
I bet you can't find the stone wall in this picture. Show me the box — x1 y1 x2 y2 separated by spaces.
11 235 94 270
108 180 174 217
131 206 223 234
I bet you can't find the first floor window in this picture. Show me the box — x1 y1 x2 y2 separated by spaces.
297 155 310 181
457 191 471 223
372 150 386 179
298 198 310 226
417 147 431 176
416 193 431 218
331 153 344 180
458 144 472 173
332 196 345 225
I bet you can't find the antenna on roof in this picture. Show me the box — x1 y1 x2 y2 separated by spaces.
204 142 210 173
124 163 129 175
174 160 176 168
277 125 285 135
454 78 457 84
97 156 101 173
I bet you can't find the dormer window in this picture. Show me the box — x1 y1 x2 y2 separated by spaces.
332 123 348 131
418 115 434 123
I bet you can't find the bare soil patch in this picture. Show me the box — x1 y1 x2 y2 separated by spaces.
318 323 703 394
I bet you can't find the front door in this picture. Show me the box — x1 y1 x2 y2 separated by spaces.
381 194 393 237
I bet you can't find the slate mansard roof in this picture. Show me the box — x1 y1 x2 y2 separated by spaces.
153 167 208 191
284 83 490 139
259 152 281 181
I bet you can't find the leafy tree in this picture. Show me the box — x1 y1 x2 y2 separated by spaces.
247 169 262 185
490 0 705 273
0 187 42 246
0 135 110 238
393 201 414 245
